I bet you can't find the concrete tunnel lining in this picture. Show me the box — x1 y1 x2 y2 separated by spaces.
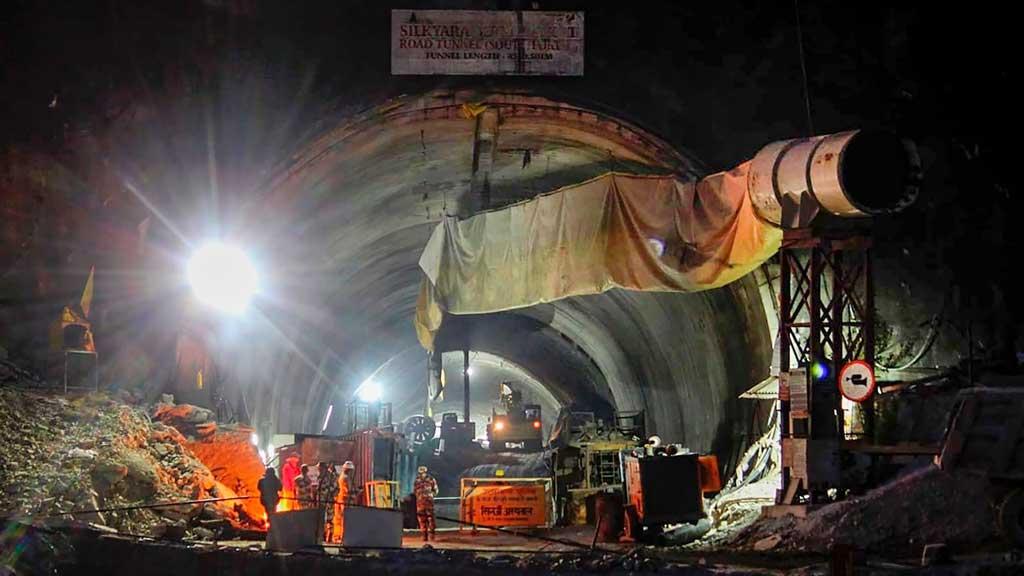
243 90 773 473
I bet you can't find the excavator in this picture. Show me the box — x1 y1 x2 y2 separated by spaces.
486 382 543 451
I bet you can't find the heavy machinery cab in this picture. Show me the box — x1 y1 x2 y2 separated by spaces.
439 411 476 449
523 404 542 422
487 382 543 451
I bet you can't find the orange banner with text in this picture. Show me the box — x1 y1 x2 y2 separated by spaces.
461 481 547 527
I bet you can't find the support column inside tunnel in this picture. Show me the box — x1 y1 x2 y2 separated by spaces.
427 349 562 441
463 347 470 423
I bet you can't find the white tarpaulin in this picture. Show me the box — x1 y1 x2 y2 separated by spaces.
416 168 782 349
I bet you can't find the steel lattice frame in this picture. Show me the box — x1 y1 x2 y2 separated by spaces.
778 231 874 391
776 229 875 504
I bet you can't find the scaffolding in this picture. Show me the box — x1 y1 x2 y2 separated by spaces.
344 400 393 434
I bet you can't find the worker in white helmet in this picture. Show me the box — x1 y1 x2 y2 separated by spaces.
340 461 356 504
332 460 356 543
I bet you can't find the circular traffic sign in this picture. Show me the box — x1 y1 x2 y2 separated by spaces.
838 360 876 403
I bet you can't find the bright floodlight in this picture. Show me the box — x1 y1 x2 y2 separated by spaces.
187 242 258 314
357 380 382 402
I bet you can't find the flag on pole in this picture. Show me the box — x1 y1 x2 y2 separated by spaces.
80 266 94 318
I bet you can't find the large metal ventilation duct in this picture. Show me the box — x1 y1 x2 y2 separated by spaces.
747 129 921 228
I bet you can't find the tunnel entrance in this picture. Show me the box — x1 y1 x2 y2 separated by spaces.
246 89 773 476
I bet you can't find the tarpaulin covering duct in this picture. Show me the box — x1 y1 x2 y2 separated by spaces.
416 167 782 350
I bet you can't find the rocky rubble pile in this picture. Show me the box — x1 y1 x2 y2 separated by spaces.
729 464 998 556
0 387 251 539
150 399 266 526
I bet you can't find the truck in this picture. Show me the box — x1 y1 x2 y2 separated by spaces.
938 386 1024 548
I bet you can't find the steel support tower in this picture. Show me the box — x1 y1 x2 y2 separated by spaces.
776 227 875 505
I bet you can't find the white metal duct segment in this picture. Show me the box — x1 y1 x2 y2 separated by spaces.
747 130 922 228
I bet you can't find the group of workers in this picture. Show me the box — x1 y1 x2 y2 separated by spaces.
258 460 439 542
257 459 356 542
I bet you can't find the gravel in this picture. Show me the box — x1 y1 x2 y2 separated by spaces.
728 463 999 556
0 388 241 536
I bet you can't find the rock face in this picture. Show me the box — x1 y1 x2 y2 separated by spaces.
185 428 266 525
0 388 259 537
151 401 266 525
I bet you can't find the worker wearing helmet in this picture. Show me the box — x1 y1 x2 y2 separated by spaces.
413 465 438 541
333 460 356 542
294 464 314 509
280 455 301 511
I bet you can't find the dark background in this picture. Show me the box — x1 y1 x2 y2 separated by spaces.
1 0 1020 367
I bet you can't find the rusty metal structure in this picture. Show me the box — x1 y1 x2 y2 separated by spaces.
778 229 875 425
776 229 875 504
751 129 921 507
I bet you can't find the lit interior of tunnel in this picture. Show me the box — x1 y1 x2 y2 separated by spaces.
369 349 563 443
204 89 776 474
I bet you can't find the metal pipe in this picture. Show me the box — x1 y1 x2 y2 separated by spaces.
864 247 876 438
747 129 921 228
831 249 845 439
463 348 471 422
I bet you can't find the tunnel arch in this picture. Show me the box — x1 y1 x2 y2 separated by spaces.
246 89 772 471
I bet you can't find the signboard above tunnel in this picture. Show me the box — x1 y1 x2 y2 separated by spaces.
391 10 584 76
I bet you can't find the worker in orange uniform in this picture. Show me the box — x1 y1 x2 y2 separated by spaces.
334 460 356 542
340 461 356 504
413 465 438 542
280 455 301 510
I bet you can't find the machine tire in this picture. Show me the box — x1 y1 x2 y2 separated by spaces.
999 489 1024 549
